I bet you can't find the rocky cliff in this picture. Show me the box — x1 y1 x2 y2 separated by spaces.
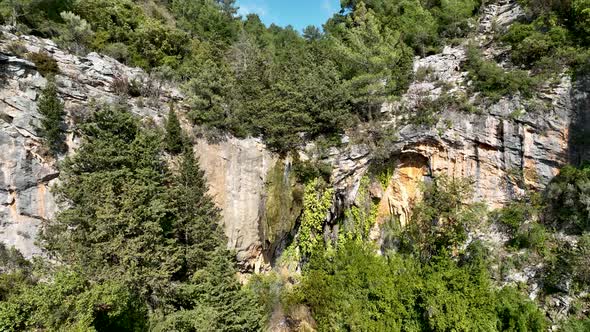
0 0 587 273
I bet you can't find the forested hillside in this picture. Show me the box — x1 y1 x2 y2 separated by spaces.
1 0 590 331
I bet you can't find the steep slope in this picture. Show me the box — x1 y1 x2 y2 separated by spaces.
0 0 587 277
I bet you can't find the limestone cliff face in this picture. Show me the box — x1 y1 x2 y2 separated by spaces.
0 29 275 267
362 0 578 234
0 0 586 271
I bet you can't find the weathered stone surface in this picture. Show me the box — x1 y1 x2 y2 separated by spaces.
0 0 582 275
194 136 277 269
369 0 574 232
0 26 279 268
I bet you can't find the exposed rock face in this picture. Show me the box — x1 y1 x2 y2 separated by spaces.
195 137 277 270
0 28 275 266
0 0 583 273
368 0 574 229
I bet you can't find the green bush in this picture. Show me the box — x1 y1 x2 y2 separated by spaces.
404 175 483 259
545 163 590 233
29 52 60 77
560 317 590 332
464 46 538 100
494 202 529 232
502 22 568 65
37 77 66 155
294 241 546 331
511 222 548 252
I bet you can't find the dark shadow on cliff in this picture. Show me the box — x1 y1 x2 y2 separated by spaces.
568 75 590 165
0 52 8 89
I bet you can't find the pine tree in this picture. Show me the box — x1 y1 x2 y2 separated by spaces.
37 77 66 155
159 148 262 330
328 2 413 119
165 105 185 154
192 247 263 332
169 147 223 276
42 105 180 301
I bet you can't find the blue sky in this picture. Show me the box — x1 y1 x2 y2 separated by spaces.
236 0 341 32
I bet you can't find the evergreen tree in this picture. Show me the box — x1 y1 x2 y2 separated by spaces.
327 2 413 120
42 104 180 301
165 105 185 154
191 247 262 332
37 77 66 155
169 147 223 277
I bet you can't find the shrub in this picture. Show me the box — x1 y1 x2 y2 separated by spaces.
128 78 143 97
102 42 130 63
110 75 129 95
296 241 547 331
292 159 332 184
560 317 590 332
407 96 440 127
57 11 94 55
29 52 59 77
37 77 66 155
404 175 483 259
511 222 548 252
6 41 27 57
464 46 538 100
545 163 590 233
503 23 569 67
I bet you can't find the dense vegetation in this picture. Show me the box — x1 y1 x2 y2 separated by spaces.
2 0 590 330
0 0 485 151
0 104 261 330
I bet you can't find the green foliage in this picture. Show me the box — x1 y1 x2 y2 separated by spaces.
73 0 189 69
57 11 94 55
42 105 177 298
166 147 225 278
560 316 590 331
188 247 262 331
494 287 547 331
0 269 148 331
403 175 484 259
29 51 60 77
341 176 378 244
170 0 239 47
262 161 304 257
298 179 334 257
164 106 185 154
327 2 413 118
247 272 287 326
493 196 541 232
292 158 333 184
34 103 260 330
295 241 546 331
430 0 481 39
464 46 538 100
507 0 590 75
545 233 590 294
502 22 570 68
545 163 590 233
572 233 590 288
37 77 66 155
511 222 548 252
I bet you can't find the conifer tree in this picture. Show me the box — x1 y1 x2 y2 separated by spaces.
165 105 185 154
192 247 263 332
169 147 223 276
37 77 66 155
42 104 180 300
